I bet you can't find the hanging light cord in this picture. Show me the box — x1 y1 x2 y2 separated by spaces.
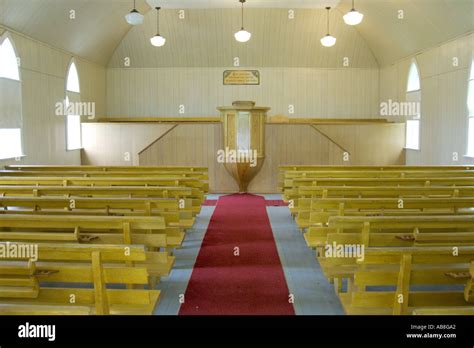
326 7 330 35
352 0 355 10
133 0 137 10
241 0 245 30
156 7 161 35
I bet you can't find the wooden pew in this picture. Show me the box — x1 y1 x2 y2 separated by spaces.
413 307 474 315
280 165 474 172
0 214 183 249
339 246 474 315
0 243 160 315
0 165 207 314
0 196 195 229
295 197 474 228
279 165 474 188
279 169 474 188
283 177 474 191
0 176 209 191
294 185 474 199
280 165 474 315
0 216 175 289
323 215 474 249
283 169 474 179
0 170 209 181
283 179 474 205
311 215 474 291
0 185 204 214
285 185 474 219
5 165 208 172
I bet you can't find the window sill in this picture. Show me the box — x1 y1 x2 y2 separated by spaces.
404 147 420 151
0 76 21 83
0 154 26 161
66 147 83 152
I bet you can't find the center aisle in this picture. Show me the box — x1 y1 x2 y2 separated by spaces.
179 194 295 315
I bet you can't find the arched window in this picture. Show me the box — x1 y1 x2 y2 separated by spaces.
405 60 421 150
0 34 23 160
467 59 474 156
66 59 81 150
0 37 20 80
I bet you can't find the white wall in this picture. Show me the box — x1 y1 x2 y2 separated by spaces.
379 33 474 165
106 8 381 120
0 28 106 167
106 67 380 118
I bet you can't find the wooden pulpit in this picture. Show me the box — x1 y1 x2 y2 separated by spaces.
218 101 270 192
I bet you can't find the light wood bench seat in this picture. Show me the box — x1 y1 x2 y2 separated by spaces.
285 185 474 203
412 307 474 315
294 197 474 228
285 186 474 218
6 165 208 172
308 215 474 288
0 260 39 299
0 170 209 181
0 215 176 280
0 176 209 191
279 165 474 188
284 177 474 190
0 303 91 315
279 169 474 189
340 246 474 315
0 196 195 229
0 243 160 315
0 185 204 214
0 214 184 248
280 165 474 172
283 169 474 179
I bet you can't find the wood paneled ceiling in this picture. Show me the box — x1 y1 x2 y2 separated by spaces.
0 0 472 67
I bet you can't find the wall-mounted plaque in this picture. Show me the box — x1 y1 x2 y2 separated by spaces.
223 70 260 85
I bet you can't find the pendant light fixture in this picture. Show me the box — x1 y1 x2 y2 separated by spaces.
125 0 144 26
150 7 166 47
234 0 251 43
343 0 364 26
320 7 336 47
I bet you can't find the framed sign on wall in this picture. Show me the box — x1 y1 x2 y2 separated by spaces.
223 70 260 85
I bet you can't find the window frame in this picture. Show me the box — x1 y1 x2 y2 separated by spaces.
0 33 20 82
405 59 421 151
65 58 82 151
0 32 24 160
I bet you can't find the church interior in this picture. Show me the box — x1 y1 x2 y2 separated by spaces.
0 0 474 334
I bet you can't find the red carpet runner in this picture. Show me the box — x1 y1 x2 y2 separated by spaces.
179 194 295 315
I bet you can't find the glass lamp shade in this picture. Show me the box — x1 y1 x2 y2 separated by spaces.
343 9 364 25
234 29 252 43
125 10 144 25
320 34 336 47
150 35 166 47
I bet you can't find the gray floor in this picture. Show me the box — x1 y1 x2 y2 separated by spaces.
154 194 344 315
267 206 344 315
205 193 223 200
258 193 286 200
154 206 215 315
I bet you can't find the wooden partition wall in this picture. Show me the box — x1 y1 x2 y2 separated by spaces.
135 122 405 193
